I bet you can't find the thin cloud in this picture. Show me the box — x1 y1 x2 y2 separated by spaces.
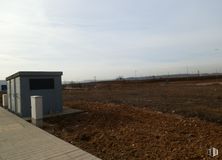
0 0 222 80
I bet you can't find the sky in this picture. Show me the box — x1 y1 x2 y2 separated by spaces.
0 0 222 81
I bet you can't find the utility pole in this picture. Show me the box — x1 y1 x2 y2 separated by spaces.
93 76 97 89
186 66 189 80
197 70 200 77
186 66 189 75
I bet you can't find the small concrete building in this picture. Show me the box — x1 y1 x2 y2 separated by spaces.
6 71 63 117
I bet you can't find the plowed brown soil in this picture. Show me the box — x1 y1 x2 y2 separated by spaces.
43 79 222 160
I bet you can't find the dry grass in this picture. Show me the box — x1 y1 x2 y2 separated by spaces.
63 79 222 123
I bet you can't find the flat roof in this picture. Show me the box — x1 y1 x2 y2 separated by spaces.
6 71 63 81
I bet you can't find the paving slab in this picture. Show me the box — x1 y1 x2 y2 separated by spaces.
0 107 100 160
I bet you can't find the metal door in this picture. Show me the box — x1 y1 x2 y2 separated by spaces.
11 79 16 112
7 80 11 110
15 77 21 114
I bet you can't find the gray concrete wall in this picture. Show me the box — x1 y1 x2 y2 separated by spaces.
20 76 62 117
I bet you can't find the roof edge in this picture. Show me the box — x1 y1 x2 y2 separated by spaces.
6 71 63 81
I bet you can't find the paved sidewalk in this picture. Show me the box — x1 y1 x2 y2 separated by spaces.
0 107 100 160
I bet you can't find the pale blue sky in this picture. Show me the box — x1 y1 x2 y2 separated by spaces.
0 0 222 81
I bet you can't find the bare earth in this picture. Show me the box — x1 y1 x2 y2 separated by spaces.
43 79 222 160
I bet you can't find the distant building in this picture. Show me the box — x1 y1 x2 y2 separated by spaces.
6 71 63 117
0 80 7 91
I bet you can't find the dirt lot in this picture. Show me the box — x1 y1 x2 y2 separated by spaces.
43 79 222 159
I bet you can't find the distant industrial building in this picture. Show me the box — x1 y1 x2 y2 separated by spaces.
6 71 63 117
